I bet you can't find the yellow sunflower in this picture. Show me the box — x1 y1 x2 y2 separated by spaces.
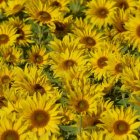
0 64 16 88
73 24 104 51
121 63 140 95
108 52 124 82
0 117 28 140
81 99 113 129
67 76 103 115
0 23 19 48
111 9 130 42
0 46 23 66
48 0 70 14
85 0 116 28
8 17 33 46
100 107 140 140
88 42 115 80
25 0 60 26
27 45 48 67
113 0 137 13
49 48 87 78
20 94 61 136
4 0 26 16
124 15 140 52
13 65 53 96
51 15 73 39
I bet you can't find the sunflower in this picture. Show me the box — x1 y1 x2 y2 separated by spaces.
8 17 33 46
85 0 116 28
0 117 28 140
27 45 48 67
67 76 103 115
121 64 140 95
13 65 53 96
49 34 83 53
81 99 113 129
59 106 74 125
111 9 129 42
90 131 106 140
124 15 140 52
0 46 23 66
108 52 124 82
20 94 61 136
48 0 70 14
49 48 87 78
73 24 104 51
0 23 19 48
113 0 137 13
4 0 26 16
88 42 115 80
100 107 140 140
0 64 16 88
51 15 73 39
25 0 60 26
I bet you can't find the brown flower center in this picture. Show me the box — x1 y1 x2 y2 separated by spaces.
115 63 123 73
51 1 61 7
96 7 109 18
113 120 129 135
0 34 9 45
16 28 25 40
80 36 96 47
1 130 19 140
115 21 126 33
13 4 23 14
31 110 50 128
33 54 43 64
0 0 4 4
97 56 108 68
63 60 77 70
36 11 51 22
1 75 10 84
75 99 89 113
55 21 66 31
33 84 45 95
116 0 129 10
136 25 140 37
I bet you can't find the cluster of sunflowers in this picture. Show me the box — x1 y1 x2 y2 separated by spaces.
1 0 140 139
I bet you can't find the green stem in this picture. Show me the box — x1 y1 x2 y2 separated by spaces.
79 114 82 135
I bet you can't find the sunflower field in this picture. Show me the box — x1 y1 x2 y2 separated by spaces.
1 0 140 139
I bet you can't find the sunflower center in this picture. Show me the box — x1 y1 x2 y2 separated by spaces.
96 7 109 18
1 75 10 84
37 11 51 22
0 0 4 4
113 120 129 135
76 99 89 113
115 21 126 33
116 0 129 10
33 54 43 64
55 21 66 31
33 84 45 95
1 130 19 140
16 28 25 40
31 110 50 128
81 36 96 47
115 63 123 73
63 60 77 70
13 4 23 13
97 56 108 68
0 34 9 45
136 25 140 37
51 1 61 7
